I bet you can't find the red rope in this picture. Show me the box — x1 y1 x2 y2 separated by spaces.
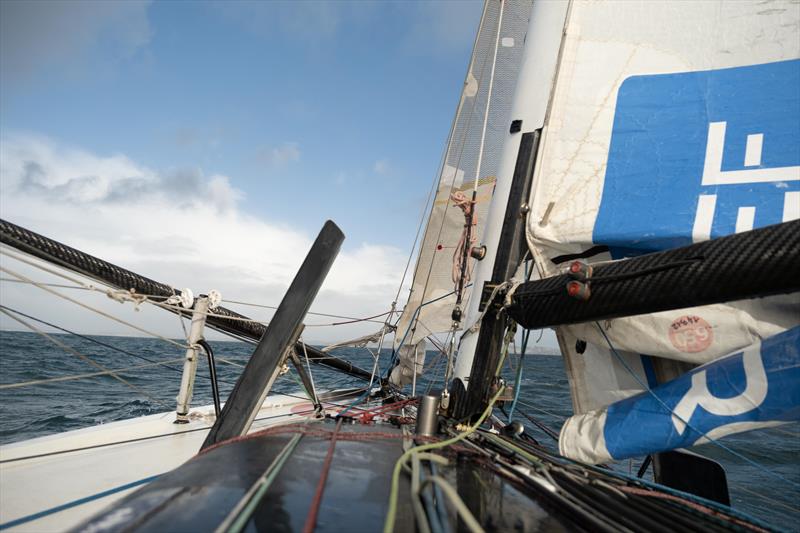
302 418 343 533
357 398 418 424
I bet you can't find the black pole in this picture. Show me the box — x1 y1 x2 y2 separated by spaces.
198 339 221 417
202 221 344 448
0 218 378 384
506 219 800 330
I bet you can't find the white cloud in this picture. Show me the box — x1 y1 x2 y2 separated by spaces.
1 135 240 213
0 0 152 80
0 134 407 343
257 142 301 166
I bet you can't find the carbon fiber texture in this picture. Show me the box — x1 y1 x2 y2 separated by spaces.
0 218 374 381
506 220 800 329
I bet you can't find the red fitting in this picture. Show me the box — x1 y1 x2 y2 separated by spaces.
566 280 591 301
568 261 593 281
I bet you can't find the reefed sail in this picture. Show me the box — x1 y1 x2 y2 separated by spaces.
392 0 532 385
521 0 800 460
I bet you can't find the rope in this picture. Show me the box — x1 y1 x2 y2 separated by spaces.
507 260 535 421
357 399 418 425
0 358 185 390
0 308 170 409
410 452 432 533
1 265 188 349
0 304 199 379
616 486 769 533
300 339 320 406
450 191 478 287
511 399 567 421
0 407 339 465
595 321 800 490
383 386 505 533
385 286 469 381
302 419 343 533
222 298 390 325
398 0 497 349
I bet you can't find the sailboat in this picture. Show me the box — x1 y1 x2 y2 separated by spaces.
1 0 798 531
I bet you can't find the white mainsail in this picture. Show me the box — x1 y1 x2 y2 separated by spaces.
392 0 533 385
519 0 799 462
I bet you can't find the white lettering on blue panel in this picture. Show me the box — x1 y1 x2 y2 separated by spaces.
601 326 800 461
595 60 800 258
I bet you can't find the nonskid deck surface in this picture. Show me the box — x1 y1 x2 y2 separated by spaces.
73 418 571 533
0 391 364 532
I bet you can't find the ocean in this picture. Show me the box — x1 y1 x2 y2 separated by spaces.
0 330 797 530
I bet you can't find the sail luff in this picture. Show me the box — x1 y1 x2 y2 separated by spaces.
450 0 570 397
391 0 535 386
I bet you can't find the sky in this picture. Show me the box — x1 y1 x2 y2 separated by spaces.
0 0 558 348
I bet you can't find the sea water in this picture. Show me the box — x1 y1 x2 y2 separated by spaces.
1 330 797 530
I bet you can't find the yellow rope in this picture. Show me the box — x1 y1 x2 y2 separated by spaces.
382 386 504 533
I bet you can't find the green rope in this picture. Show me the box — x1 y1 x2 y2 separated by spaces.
222 433 303 533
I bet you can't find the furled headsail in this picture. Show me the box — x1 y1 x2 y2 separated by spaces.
391 0 533 385
520 1 800 462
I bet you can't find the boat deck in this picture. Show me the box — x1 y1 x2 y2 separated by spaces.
73 417 574 532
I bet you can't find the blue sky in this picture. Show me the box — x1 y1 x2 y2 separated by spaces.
1 1 482 246
0 0 507 344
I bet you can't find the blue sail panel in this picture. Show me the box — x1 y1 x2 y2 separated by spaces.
594 59 800 259
604 326 800 461
559 326 800 464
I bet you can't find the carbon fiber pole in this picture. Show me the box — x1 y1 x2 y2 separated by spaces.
202 220 344 447
506 219 800 329
0 218 377 382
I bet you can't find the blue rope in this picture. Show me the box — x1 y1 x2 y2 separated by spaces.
336 388 371 418
595 321 800 490
507 260 534 423
506 328 530 422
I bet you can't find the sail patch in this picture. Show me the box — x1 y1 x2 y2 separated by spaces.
594 59 800 258
559 326 800 464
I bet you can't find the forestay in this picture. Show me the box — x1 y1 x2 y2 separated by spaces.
392 0 532 385
522 1 800 461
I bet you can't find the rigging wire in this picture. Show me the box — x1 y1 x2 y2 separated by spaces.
300 339 320 406
397 0 496 349
1 264 189 350
595 321 800 490
0 358 185 390
0 304 191 377
222 298 390 325
0 308 170 409
0 276 391 328
508 398 567 422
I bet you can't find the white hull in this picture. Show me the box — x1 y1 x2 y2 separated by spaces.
0 392 335 532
